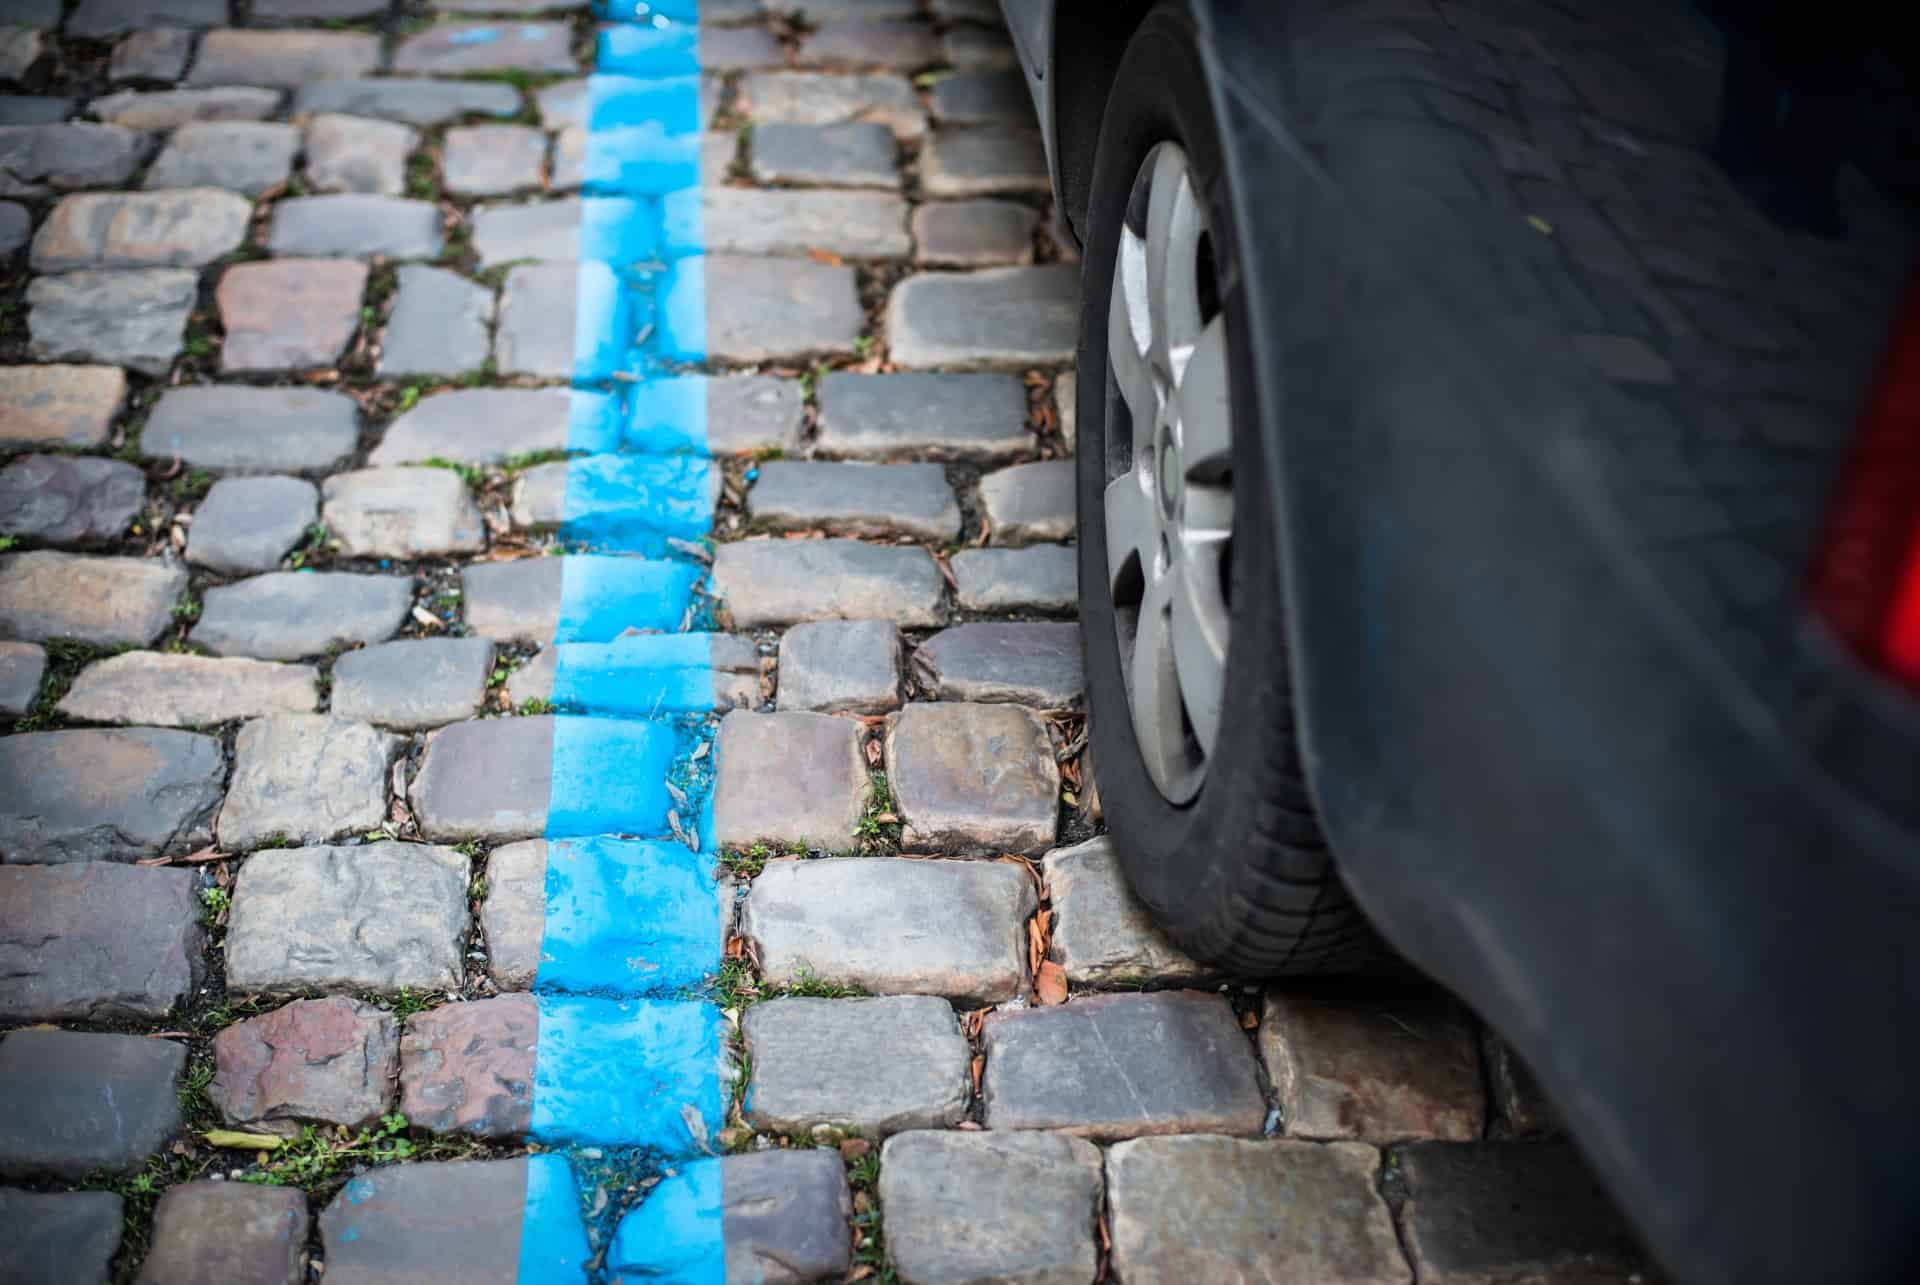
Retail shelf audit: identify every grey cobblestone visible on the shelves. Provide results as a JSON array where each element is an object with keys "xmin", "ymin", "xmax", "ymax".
[
  {"xmin": 696, "ymin": 253, "xmax": 865, "ymax": 362},
  {"xmin": 951, "ymin": 544, "xmax": 1076, "ymax": 612},
  {"xmin": 27, "ymin": 267, "xmax": 197, "ymax": 375},
  {"xmin": 0, "ymin": 200, "xmax": 26, "ymax": 254},
  {"xmin": 409, "ymin": 715, "xmax": 569, "ymax": 842},
  {"xmin": 0, "ymin": 97, "xmax": 65, "ymax": 127},
  {"xmin": 145, "ymin": 386, "xmax": 360, "ymax": 473},
  {"xmin": 88, "ymin": 87, "xmax": 282, "ymax": 131},
  {"xmin": 110, "ymin": 33, "xmax": 192, "ymax": 84},
  {"xmin": 379, "ymin": 265, "xmax": 493, "ymax": 377},
  {"xmin": 509, "ymin": 633, "xmax": 760, "ymax": 714},
  {"xmin": 58, "ymin": 652, "xmax": 317, "ymax": 726},
  {"xmin": 1108, "ymin": 1137, "xmax": 1410, "ymax": 1284},
  {"xmin": 701, "ymin": 25, "xmax": 786, "ymax": 71},
  {"xmin": 190, "ymin": 572, "xmax": 412, "ymax": 661},
  {"xmin": 0, "ymin": 551, "xmax": 185, "ymax": 646},
  {"xmin": 189, "ymin": 29, "xmax": 382, "ymax": 88},
  {"xmin": 477, "ymin": 839, "xmax": 542, "ymax": 990},
  {"xmin": 394, "ymin": 22, "xmax": 576, "ymax": 75},
  {"xmin": 145, "ymin": 121, "xmax": 298, "ymax": 195},
  {"xmin": 315, "ymin": 1159, "xmax": 545, "ymax": 1284},
  {"xmin": 225, "ymin": 843, "xmax": 470, "ymax": 996},
  {"xmin": 712, "ymin": 538, "xmax": 945, "ymax": 627},
  {"xmin": 942, "ymin": 25, "xmax": 1017, "ymax": 71},
  {"xmin": 460, "ymin": 557, "xmax": 570, "ymax": 643},
  {"xmin": 186, "ymin": 476, "xmax": 320, "ymax": 574},
  {"xmin": 304, "ymin": 112, "xmax": 418, "ymax": 196},
  {"xmin": 702, "ymin": 187, "xmax": 912, "ymax": 259},
  {"xmin": 293, "ymin": 78, "xmax": 522, "ymax": 126},
  {"xmin": 713, "ymin": 709, "xmax": 869, "ymax": 851},
  {"xmin": 912, "ymin": 198, "xmax": 1037, "ymax": 266},
  {"xmin": 886, "ymin": 701, "xmax": 1059, "ymax": 855},
  {"xmin": 880, "ymin": 1130, "xmax": 1103, "ymax": 1285},
  {"xmin": 139, "ymin": 1183, "xmax": 307, "ymax": 1285},
  {"xmin": 1260, "ymin": 989, "xmax": 1486, "ymax": 1142},
  {"xmin": 0, "ymin": 1029, "xmax": 182, "ymax": 1179},
  {"xmin": 69, "ymin": 0, "xmax": 224, "ymax": 38},
  {"xmin": 321, "ymin": 467, "xmax": 486, "ymax": 559},
  {"xmin": 979, "ymin": 458, "xmax": 1074, "ymax": 544},
  {"xmin": 0, "ymin": 1190, "xmax": 123, "ymax": 1285},
  {"xmin": 494, "ymin": 261, "xmax": 588, "ymax": 378},
  {"xmin": 443, "ymin": 124, "xmax": 547, "ymax": 197},
  {"xmin": 912, "ymin": 621, "xmax": 1081, "ymax": 706},
  {"xmin": 776, "ymin": 619, "xmax": 904, "ymax": 714},
  {"xmin": 0, "ymin": 454, "xmax": 144, "ymax": 546},
  {"xmin": 743, "ymin": 995, "xmax": 970, "ymax": 1136},
  {"xmin": 0, "ymin": 30, "xmax": 41, "ymax": 84},
  {"xmin": 739, "ymin": 70, "xmax": 927, "ymax": 140},
  {"xmin": 887, "ymin": 265, "xmax": 1079, "ymax": 369},
  {"xmin": 0, "ymin": 365, "xmax": 124, "ymax": 450},
  {"xmin": 31, "ymin": 189, "xmax": 252, "ymax": 271},
  {"xmin": 0, "ymin": 642, "xmax": 43, "ymax": 716},
  {"xmin": 749, "ymin": 460, "xmax": 959, "ymax": 542},
  {"xmin": 330, "ymin": 638, "xmax": 494, "ymax": 730},
  {"xmin": 981, "ymin": 991, "xmax": 1268, "ymax": 1138},
  {"xmin": 750, "ymin": 121, "xmax": 898, "ymax": 189},
  {"xmin": 921, "ymin": 127, "xmax": 1050, "ymax": 198},
  {"xmin": 209, "ymin": 996, "xmax": 399, "ymax": 1134},
  {"xmin": 0, "ymin": 122, "xmax": 150, "ymax": 196},
  {"xmin": 370, "ymin": 387, "xmax": 572, "ymax": 467},
  {"xmin": 741, "ymin": 856, "xmax": 1033, "ymax": 1002},
  {"xmin": 268, "ymin": 195, "xmax": 444, "ymax": 260},
  {"xmin": 218, "ymin": 258, "xmax": 369, "ymax": 372},
  {"xmin": 0, "ymin": 728, "xmax": 223, "ymax": 864},
  {"xmin": 470, "ymin": 198, "xmax": 582, "ymax": 266},
  {"xmin": 803, "ymin": 20, "xmax": 941, "ymax": 69},
  {"xmin": 705, "ymin": 374, "xmax": 805, "ymax": 455},
  {"xmin": 1043, "ymin": 836, "xmax": 1208, "ymax": 989},
  {"xmin": 0, "ymin": 862, "xmax": 201, "ymax": 1022},
  {"xmin": 216, "ymin": 713, "xmax": 401, "ymax": 850},
  {"xmin": 814, "ymin": 371, "xmax": 1031, "ymax": 460},
  {"xmin": 1055, "ymin": 371, "xmax": 1076, "ymax": 451},
  {"xmin": 929, "ymin": 70, "xmax": 1032, "ymax": 126}
]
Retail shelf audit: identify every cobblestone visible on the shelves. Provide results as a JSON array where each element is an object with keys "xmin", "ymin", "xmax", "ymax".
[
  {"xmin": 89, "ymin": 86, "xmax": 282, "ymax": 131},
  {"xmin": 887, "ymin": 265, "xmax": 1079, "ymax": 368},
  {"xmin": 693, "ymin": 253, "xmax": 863, "ymax": 363},
  {"xmin": 1043, "ymin": 836, "xmax": 1208, "ymax": 989},
  {"xmin": 0, "ymin": 862, "xmax": 201, "ymax": 1022},
  {"xmin": 0, "ymin": 1029, "xmax": 183, "ymax": 1178},
  {"xmin": 410, "ymin": 715, "xmax": 672, "ymax": 842},
  {"xmin": 0, "ymin": 1190, "xmax": 122, "ymax": 1285},
  {"xmin": 218, "ymin": 713, "xmax": 400, "ymax": 850},
  {"xmin": 139, "ymin": 1183, "xmax": 307, "ymax": 1285},
  {"xmin": 711, "ymin": 538, "xmax": 944, "ymax": 627},
  {"xmin": 293, "ymin": 77, "xmax": 522, "ymax": 126},
  {"xmin": 880, "ymin": 1130, "xmax": 1103, "ymax": 1285},
  {"xmin": 749, "ymin": 460, "xmax": 959, "ymax": 541},
  {"xmin": 219, "ymin": 258, "xmax": 368, "ymax": 372},
  {"xmin": 470, "ymin": 198, "xmax": 583, "ymax": 266},
  {"xmin": 739, "ymin": 70, "xmax": 926, "ymax": 140},
  {"xmin": 190, "ymin": 572, "xmax": 411, "ymax": 661},
  {"xmin": 982, "ymin": 991, "xmax": 1268, "ymax": 1138},
  {"xmin": 495, "ymin": 261, "xmax": 594, "ymax": 378},
  {"xmin": 712, "ymin": 709, "xmax": 868, "ymax": 851},
  {"xmin": 185, "ymin": 475, "xmax": 320, "ymax": 574},
  {"xmin": 58, "ymin": 651, "xmax": 317, "ymax": 726},
  {"xmin": 225, "ymin": 843, "xmax": 470, "ymax": 996},
  {"xmin": 317, "ymin": 1158, "xmax": 567, "ymax": 1283},
  {"xmin": 979, "ymin": 458, "xmax": 1074, "ymax": 543},
  {"xmin": 1260, "ymin": 989, "xmax": 1486, "ymax": 1142},
  {"xmin": 929, "ymin": 70, "xmax": 1031, "ymax": 126},
  {"xmin": 370, "ymin": 387, "xmax": 572, "ymax": 466},
  {"xmin": 0, "ymin": 551, "xmax": 186, "ymax": 646},
  {"xmin": 750, "ymin": 121, "xmax": 898, "ymax": 189},
  {"xmin": 912, "ymin": 621, "xmax": 1081, "ymax": 706},
  {"xmin": 31, "ymin": 188, "xmax": 253, "ymax": 271},
  {"xmin": 394, "ymin": 22, "xmax": 575, "ymax": 75},
  {"xmin": 693, "ymin": 1152, "xmax": 853, "ymax": 1285},
  {"xmin": 69, "ymin": 0, "xmax": 225, "ymax": 38},
  {"xmin": 477, "ymin": 839, "xmax": 542, "ymax": 989},
  {"xmin": 189, "ymin": 29, "xmax": 382, "ymax": 88},
  {"xmin": 146, "ymin": 121, "xmax": 299, "ymax": 195},
  {"xmin": 1055, "ymin": 371, "xmax": 1076, "ymax": 451},
  {"xmin": 321, "ymin": 467, "xmax": 486, "ymax": 559},
  {"xmin": 0, "ymin": 366, "xmax": 119, "ymax": 451},
  {"xmin": 951, "ymin": 544, "xmax": 1076, "ymax": 612},
  {"xmin": 110, "ymin": 28, "xmax": 194, "ymax": 82},
  {"xmin": 887, "ymin": 701, "xmax": 1059, "ymax": 855},
  {"xmin": 0, "ymin": 453, "xmax": 144, "ymax": 546},
  {"xmin": 303, "ymin": 112, "xmax": 418, "ymax": 196},
  {"xmin": 921, "ymin": 127, "xmax": 1050, "ymax": 198},
  {"xmin": 701, "ymin": 24, "xmax": 785, "ymax": 70},
  {"xmin": 701, "ymin": 187, "xmax": 912, "ymax": 259},
  {"xmin": 912, "ymin": 197, "xmax": 1036, "ymax": 266},
  {"xmin": 443, "ymin": 124, "xmax": 548, "ymax": 196},
  {"xmin": 705, "ymin": 374, "xmax": 805, "ymax": 454},
  {"xmin": 330, "ymin": 638, "xmax": 494, "ymax": 730},
  {"xmin": 0, "ymin": 96, "xmax": 68, "ymax": 126},
  {"xmin": 398, "ymin": 994, "xmax": 536, "ymax": 1139},
  {"xmin": 210, "ymin": 997, "xmax": 399, "ymax": 1134},
  {"xmin": 1396, "ymin": 1142, "xmax": 1650, "ymax": 1284},
  {"xmin": 803, "ymin": 20, "xmax": 940, "ymax": 69},
  {"xmin": 776, "ymin": 619, "xmax": 903, "ymax": 713},
  {"xmin": 508, "ymin": 633, "xmax": 760, "ymax": 715},
  {"xmin": 0, "ymin": 642, "xmax": 43, "ymax": 716},
  {"xmin": 742, "ymin": 856, "xmax": 1033, "ymax": 1002},
  {"xmin": 0, "ymin": 122, "xmax": 150, "ymax": 196},
  {"xmin": 146, "ymin": 386, "xmax": 361, "ymax": 473},
  {"xmin": 1108, "ymin": 1136, "xmax": 1410, "ymax": 1283},
  {"xmin": 268, "ymin": 195, "xmax": 443, "ymax": 259},
  {"xmin": 379, "ymin": 265, "xmax": 493, "ymax": 377},
  {"xmin": 942, "ymin": 25, "xmax": 1017, "ymax": 71},
  {"xmin": 0, "ymin": 30, "xmax": 41, "ymax": 84},
  {"xmin": 27, "ymin": 267, "xmax": 198, "ymax": 375},
  {"xmin": 0, "ymin": 728, "xmax": 222, "ymax": 864},
  {"xmin": 0, "ymin": 200, "xmax": 26, "ymax": 254},
  {"xmin": 743, "ymin": 995, "xmax": 970, "ymax": 1136},
  {"xmin": 255, "ymin": 0, "xmax": 391, "ymax": 18}
]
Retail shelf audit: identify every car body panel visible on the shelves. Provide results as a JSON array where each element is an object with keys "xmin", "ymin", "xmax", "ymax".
[{"xmin": 1010, "ymin": 0, "xmax": 1920, "ymax": 1280}]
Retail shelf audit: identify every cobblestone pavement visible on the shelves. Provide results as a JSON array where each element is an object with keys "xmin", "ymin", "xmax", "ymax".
[{"xmin": 1, "ymin": 2, "xmax": 1656, "ymax": 1282}]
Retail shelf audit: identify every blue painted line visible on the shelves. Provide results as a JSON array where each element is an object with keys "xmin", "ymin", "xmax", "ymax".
[{"xmin": 516, "ymin": 1, "xmax": 729, "ymax": 1276}]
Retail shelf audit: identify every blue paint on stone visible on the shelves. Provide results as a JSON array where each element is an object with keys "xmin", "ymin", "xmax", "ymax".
[
  {"xmin": 551, "ymin": 555, "xmax": 699, "ymax": 641},
  {"xmin": 605, "ymin": 1158, "xmax": 726, "ymax": 1284},
  {"xmin": 535, "ymin": 836, "xmax": 721, "ymax": 995},
  {"xmin": 515, "ymin": 1154, "xmax": 593, "ymax": 1284},
  {"xmin": 546, "ymin": 715, "xmax": 678, "ymax": 837},
  {"xmin": 579, "ymin": 196, "xmax": 662, "ymax": 266},
  {"xmin": 583, "ymin": 124, "xmax": 702, "ymax": 196},
  {"xmin": 655, "ymin": 255, "xmax": 709, "ymax": 363},
  {"xmin": 570, "ymin": 261, "xmax": 646, "ymax": 381},
  {"xmin": 530, "ymin": 995, "xmax": 725, "ymax": 1150},
  {"xmin": 596, "ymin": 23, "xmax": 699, "ymax": 77},
  {"xmin": 622, "ymin": 376, "xmax": 710, "ymax": 455},
  {"xmin": 587, "ymin": 74, "xmax": 703, "ymax": 132},
  {"xmin": 450, "ymin": 26, "xmax": 500, "ymax": 46},
  {"xmin": 543, "ymin": 633, "xmax": 730, "ymax": 717},
  {"xmin": 559, "ymin": 452, "xmax": 717, "ymax": 548}
]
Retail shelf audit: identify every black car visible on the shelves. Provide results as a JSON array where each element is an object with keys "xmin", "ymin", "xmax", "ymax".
[{"xmin": 1002, "ymin": 1, "xmax": 1920, "ymax": 1281}]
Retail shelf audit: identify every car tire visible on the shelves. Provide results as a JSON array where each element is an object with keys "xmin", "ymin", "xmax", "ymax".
[{"xmin": 1076, "ymin": 2, "xmax": 1376, "ymax": 975}]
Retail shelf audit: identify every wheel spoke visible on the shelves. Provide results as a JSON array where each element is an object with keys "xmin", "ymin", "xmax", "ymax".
[
  {"xmin": 1106, "ymin": 254, "xmax": 1157, "ymax": 461},
  {"xmin": 1169, "ymin": 547, "xmax": 1229, "ymax": 755},
  {"xmin": 1144, "ymin": 147, "xmax": 1205, "ymax": 382},
  {"xmin": 1104, "ymin": 470, "xmax": 1158, "ymax": 592},
  {"xmin": 1128, "ymin": 562, "xmax": 1187, "ymax": 790},
  {"xmin": 1177, "ymin": 314, "xmax": 1232, "ymax": 481}
]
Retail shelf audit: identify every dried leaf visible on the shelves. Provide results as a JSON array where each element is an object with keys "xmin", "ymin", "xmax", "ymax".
[
  {"xmin": 1240, "ymin": 1009, "xmax": 1259, "ymax": 1031},
  {"xmin": 1026, "ymin": 917, "xmax": 1043, "ymax": 974},
  {"xmin": 970, "ymin": 1053, "xmax": 984, "ymax": 1094},
  {"xmin": 1035, "ymin": 960, "xmax": 1069, "ymax": 1005},
  {"xmin": 807, "ymin": 248, "xmax": 845, "ymax": 267},
  {"xmin": 864, "ymin": 738, "xmax": 882, "ymax": 767},
  {"xmin": 205, "ymin": 1129, "xmax": 284, "ymax": 1151}
]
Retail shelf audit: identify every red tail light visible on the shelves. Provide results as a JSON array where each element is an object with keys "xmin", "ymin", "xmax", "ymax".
[{"xmin": 1808, "ymin": 273, "xmax": 1920, "ymax": 690}]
